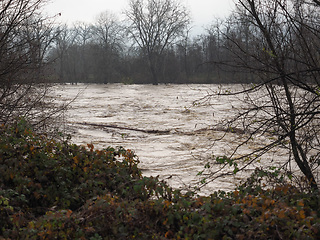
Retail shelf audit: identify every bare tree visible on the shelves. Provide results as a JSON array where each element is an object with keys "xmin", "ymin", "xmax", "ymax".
[
  {"xmin": 125, "ymin": 0, "xmax": 190, "ymax": 84},
  {"xmin": 0, "ymin": 0, "xmax": 62, "ymax": 130},
  {"xmin": 92, "ymin": 11, "xmax": 125, "ymax": 83},
  {"xmin": 50, "ymin": 24, "xmax": 78, "ymax": 82},
  {"xmin": 93, "ymin": 11, "xmax": 124, "ymax": 50},
  {"xmin": 200, "ymin": 0, "xmax": 320, "ymax": 191},
  {"xmin": 72, "ymin": 22, "xmax": 94, "ymax": 83}
]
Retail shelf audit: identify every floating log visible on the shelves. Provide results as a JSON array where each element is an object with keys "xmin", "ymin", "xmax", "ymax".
[{"xmin": 76, "ymin": 122, "xmax": 171, "ymax": 135}]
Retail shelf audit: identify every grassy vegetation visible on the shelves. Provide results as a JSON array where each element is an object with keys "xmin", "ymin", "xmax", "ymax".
[{"xmin": 0, "ymin": 119, "xmax": 320, "ymax": 239}]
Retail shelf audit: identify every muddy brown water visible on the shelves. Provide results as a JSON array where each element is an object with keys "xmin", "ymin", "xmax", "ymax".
[{"xmin": 51, "ymin": 83, "xmax": 291, "ymax": 195}]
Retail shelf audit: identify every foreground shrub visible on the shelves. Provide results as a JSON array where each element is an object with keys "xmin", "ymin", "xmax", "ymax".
[
  {"xmin": 0, "ymin": 119, "xmax": 320, "ymax": 239},
  {"xmin": 0, "ymin": 119, "xmax": 145, "ymax": 236},
  {"xmin": 18, "ymin": 184, "xmax": 320, "ymax": 239}
]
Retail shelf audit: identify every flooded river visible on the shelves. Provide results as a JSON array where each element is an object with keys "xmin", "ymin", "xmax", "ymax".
[{"xmin": 51, "ymin": 84, "xmax": 286, "ymax": 195}]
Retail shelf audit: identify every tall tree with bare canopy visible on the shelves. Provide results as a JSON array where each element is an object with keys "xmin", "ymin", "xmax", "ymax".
[
  {"xmin": 125, "ymin": 0, "xmax": 190, "ymax": 84},
  {"xmin": 201, "ymin": 0, "xmax": 320, "ymax": 191}
]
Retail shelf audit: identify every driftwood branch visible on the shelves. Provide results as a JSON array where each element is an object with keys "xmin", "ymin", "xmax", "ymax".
[
  {"xmin": 76, "ymin": 122, "xmax": 171, "ymax": 135},
  {"xmin": 75, "ymin": 122, "xmax": 246, "ymax": 136}
]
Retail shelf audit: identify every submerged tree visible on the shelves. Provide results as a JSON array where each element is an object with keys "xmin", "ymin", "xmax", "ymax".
[
  {"xmin": 125, "ymin": 0, "xmax": 190, "ymax": 84},
  {"xmin": 200, "ymin": 0, "xmax": 320, "ymax": 191}
]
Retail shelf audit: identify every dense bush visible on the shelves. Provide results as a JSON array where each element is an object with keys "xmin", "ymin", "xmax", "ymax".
[{"xmin": 0, "ymin": 119, "xmax": 320, "ymax": 239}]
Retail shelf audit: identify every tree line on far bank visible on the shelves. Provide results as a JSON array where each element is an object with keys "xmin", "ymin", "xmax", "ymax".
[{"xmin": 48, "ymin": 1, "xmax": 256, "ymax": 85}]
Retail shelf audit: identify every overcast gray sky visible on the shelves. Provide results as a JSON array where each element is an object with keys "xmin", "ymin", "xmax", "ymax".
[{"xmin": 45, "ymin": 0, "xmax": 235, "ymax": 34}]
